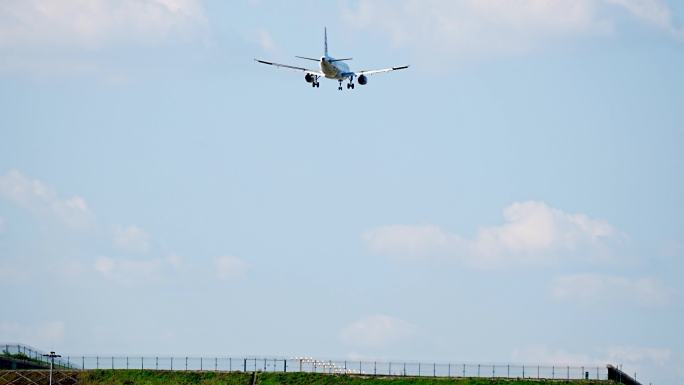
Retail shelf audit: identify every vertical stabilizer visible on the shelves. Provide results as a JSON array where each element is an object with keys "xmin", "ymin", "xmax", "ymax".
[{"xmin": 324, "ymin": 27, "xmax": 329, "ymax": 57}]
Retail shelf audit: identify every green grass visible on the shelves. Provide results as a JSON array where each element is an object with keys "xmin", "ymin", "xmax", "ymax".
[{"xmin": 76, "ymin": 371, "xmax": 611, "ymax": 385}]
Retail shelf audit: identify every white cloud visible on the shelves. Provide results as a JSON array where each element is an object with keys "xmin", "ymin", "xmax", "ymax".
[
  {"xmin": 214, "ymin": 256, "xmax": 249, "ymax": 280},
  {"xmin": 339, "ymin": 314, "xmax": 416, "ymax": 349},
  {"xmin": 363, "ymin": 201, "xmax": 620, "ymax": 268},
  {"xmin": 551, "ymin": 273, "xmax": 673, "ymax": 307},
  {"xmin": 605, "ymin": 0, "xmax": 682, "ymax": 35},
  {"xmin": 0, "ymin": 321, "xmax": 66, "ymax": 348},
  {"xmin": 342, "ymin": 0, "xmax": 682, "ymax": 64},
  {"xmin": 257, "ymin": 29, "xmax": 278, "ymax": 54},
  {"xmin": 94, "ymin": 255, "xmax": 169, "ymax": 285},
  {"xmin": 0, "ymin": 169, "xmax": 94, "ymax": 229},
  {"xmin": 113, "ymin": 225, "xmax": 151, "ymax": 254},
  {"xmin": 0, "ymin": 0, "xmax": 207, "ymax": 48}
]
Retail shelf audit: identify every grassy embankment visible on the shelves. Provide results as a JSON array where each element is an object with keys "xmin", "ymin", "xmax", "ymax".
[{"xmin": 78, "ymin": 371, "xmax": 611, "ymax": 385}]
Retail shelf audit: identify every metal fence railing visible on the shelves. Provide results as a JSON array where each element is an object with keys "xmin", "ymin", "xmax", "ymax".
[
  {"xmin": 1, "ymin": 344, "xmax": 76, "ymax": 369},
  {"xmin": 42, "ymin": 356, "xmax": 608, "ymax": 380}
]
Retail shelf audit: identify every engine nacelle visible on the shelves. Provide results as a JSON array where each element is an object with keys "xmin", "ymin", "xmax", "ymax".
[
  {"xmin": 358, "ymin": 74, "xmax": 368, "ymax": 85},
  {"xmin": 305, "ymin": 74, "xmax": 314, "ymax": 83}
]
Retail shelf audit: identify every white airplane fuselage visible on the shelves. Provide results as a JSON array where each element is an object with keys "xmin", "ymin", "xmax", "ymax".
[{"xmin": 320, "ymin": 57, "xmax": 350, "ymax": 80}]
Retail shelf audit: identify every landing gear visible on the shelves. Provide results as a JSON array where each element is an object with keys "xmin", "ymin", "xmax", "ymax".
[
  {"xmin": 338, "ymin": 79, "xmax": 343, "ymax": 91},
  {"xmin": 346, "ymin": 75, "xmax": 355, "ymax": 90},
  {"xmin": 308, "ymin": 74, "xmax": 320, "ymax": 88}
]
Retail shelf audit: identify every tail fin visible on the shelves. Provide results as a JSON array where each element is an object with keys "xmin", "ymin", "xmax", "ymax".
[{"xmin": 324, "ymin": 27, "xmax": 329, "ymax": 57}]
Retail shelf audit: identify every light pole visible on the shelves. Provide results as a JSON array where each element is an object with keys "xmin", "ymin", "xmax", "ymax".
[{"xmin": 42, "ymin": 351, "xmax": 61, "ymax": 385}]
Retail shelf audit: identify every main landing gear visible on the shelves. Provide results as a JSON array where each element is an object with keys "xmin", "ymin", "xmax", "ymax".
[{"xmin": 339, "ymin": 78, "xmax": 355, "ymax": 91}]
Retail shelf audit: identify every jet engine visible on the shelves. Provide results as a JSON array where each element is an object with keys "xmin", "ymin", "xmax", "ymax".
[
  {"xmin": 358, "ymin": 74, "xmax": 368, "ymax": 85},
  {"xmin": 305, "ymin": 74, "xmax": 314, "ymax": 83}
]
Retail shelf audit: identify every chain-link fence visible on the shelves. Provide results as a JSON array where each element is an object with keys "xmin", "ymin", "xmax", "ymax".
[
  {"xmin": 1, "ymin": 344, "xmax": 608, "ymax": 380},
  {"xmin": 49, "ymin": 356, "xmax": 607, "ymax": 380},
  {"xmin": 2, "ymin": 344, "xmax": 75, "ymax": 369}
]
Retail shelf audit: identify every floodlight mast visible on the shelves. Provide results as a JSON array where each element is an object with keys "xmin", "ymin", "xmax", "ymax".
[{"xmin": 42, "ymin": 351, "xmax": 61, "ymax": 385}]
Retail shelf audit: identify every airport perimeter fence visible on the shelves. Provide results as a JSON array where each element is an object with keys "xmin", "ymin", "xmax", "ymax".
[
  {"xmin": 51, "ymin": 356, "xmax": 608, "ymax": 381},
  {"xmin": 2, "ymin": 344, "xmax": 74, "ymax": 368}
]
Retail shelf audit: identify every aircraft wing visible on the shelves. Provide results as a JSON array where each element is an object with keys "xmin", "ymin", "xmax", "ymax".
[
  {"xmin": 354, "ymin": 65, "xmax": 410, "ymax": 76},
  {"xmin": 254, "ymin": 59, "xmax": 324, "ymax": 76}
]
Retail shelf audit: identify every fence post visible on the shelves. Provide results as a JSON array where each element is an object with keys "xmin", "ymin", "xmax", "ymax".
[
  {"xmin": 244, "ymin": 359, "xmax": 247, "ymax": 372},
  {"xmin": 112, "ymin": 357, "xmax": 114, "ymax": 370},
  {"xmin": 522, "ymin": 365, "xmax": 525, "ymax": 378},
  {"xmin": 171, "ymin": 357, "xmax": 173, "ymax": 371},
  {"xmin": 284, "ymin": 359, "xmax": 287, "ymax": 373},
  {"xmin": 142, "ymin": 357, "xmax": 144, "ymax": 370},
  {"xmin": 418, "ymin": 363, "xmax": 421, "ymax": 376},
  {"xmin": 82, "ymin": 357, "xmax": 85, "ymax": 370},
  {"xmin": 433, "ymin": 363, "xmax": 436, "ymax": 377},
  {"xmin": 552, "ymin": 366, "xmax": 555, "ymax": 379},
  {"xmin": 507, "ymin": 364, "xmax": 510, "ymax": 378},
  {"xmin": 215, "ymin": 357, "xmax": 218, "ymax": 372},
  {"xmin": 359, "ymin": 361, "xmax": 362, "ymax": 374},
  {"xmin": 448, "ymin": 363, "xmax": 451, "ymax": 377},
  {"xmin": 492, "ymin": 365, "xmax": 495, "ymax": 378},
  {"xmin": 97, "ymin": 356, "xmax": 99, "ymax": 369},
  {"xmin": 389, "ymin": 362, "xmax": 392, "ymax": 376},
  {"xmin": 477, "ymin": 364, "xmax": 480, "ymax": 377},
  {"xmin": 156, "ymin": 357, "xmax": 159, "ymax": 370},
  {"xmin": 403, "ymin": 362, "xmax": 406, "ymax": 376},
  {"xmin": 185, "ymin": 357, "xmax": 188, "ymax": 371},
  {"xmin": 374, "ymin": 361, "xmax": 377, "ymax": 376}
]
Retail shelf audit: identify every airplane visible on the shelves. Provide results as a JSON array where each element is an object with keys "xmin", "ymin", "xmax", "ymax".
[{"xmin": 255, "ymin": 28, "xmax": 409, "ymax": 90}]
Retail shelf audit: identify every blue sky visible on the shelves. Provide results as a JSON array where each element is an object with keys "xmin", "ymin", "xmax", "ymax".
[{"xmin": 1, "ymin": 0, "xmax": 683, "ymax": 383}]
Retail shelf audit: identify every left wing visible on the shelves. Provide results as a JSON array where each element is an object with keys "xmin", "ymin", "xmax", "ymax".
[
  {"xmin": 354, "ymin": 65, "xmax": 410, "ymax": 77},
  {"xmin": 255, "ymin": 59, "xmax": 324, "ymax": 76}
]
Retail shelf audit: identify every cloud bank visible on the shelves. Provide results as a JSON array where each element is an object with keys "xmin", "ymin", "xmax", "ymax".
[
  {"xmin": 342, "ymin": 0, "xmax": 683, "ymax": 62},
  {"xmin": 363, "ymin": 201, "xmax": 620, "ymax": 268},
  {"xmin": 0, "ymin": 0, "xmax": 207, "ymax": 48}
]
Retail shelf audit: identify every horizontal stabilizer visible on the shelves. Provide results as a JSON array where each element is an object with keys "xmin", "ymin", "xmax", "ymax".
[
  {"xmin": 296, "ymin": 56, "xmax": 319, "ymax": 62},
  {"xmin": 330, "ymin": 58, "xmax": 353, "ymax": 63}
]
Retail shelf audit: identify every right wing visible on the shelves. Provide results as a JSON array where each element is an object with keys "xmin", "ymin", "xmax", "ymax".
[
  {"xmin": 255, "ymin": 59, "xmax": 324, "ymax": 77},
  {"xmin": 355, "ymin": 65, "xmax": 410, "ymax": 76}
]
